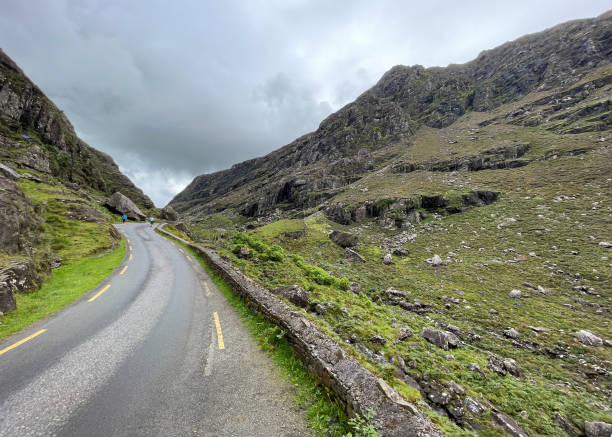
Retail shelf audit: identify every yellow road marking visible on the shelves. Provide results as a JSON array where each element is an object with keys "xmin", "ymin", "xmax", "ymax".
[
  {"xmin": 178, "ymin": 248, "xmax": 184, "ymax": 254},
  {"xmin": 119, "ymin": 265, "xmax": 128, "ymax": 275},
  {"xmin": 129, "ymin": 245, "xmax": 133, "ymax": 251},
  {"xmin": 129, "ymin": 253, "xmax": 133, "ymax": 261},
  {"xmin": 88, "ymin": 284, "xmax": 111, "ymax": 302},
  {"xmin": 202, "ymin": 282, "xmax": 211, "ymax": 296},
  {"xmin": 127, "ymin": 239, "xmax": 130, "ymax": 243},
  {"xmin": 213, "ymin": 312, "xmax": 225, "ymax": 350},
  {"xmin": 0, "ymin": 329, "xmax": 47, "ymax": 356},
  {"xmin": 187, "ymin": 255, "xmax": 193, "ymax": 262}
]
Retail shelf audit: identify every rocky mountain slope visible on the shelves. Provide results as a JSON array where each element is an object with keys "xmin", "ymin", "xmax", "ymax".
[
  {"xmin": 0, "ymin": 49, "xmax": 153, "ymax": 208},
  {"xmin": 0, "ymin": 49, "xmax": 153, "ymax": 314},
  {"xmin": 170, "ymin": 11, "xmax": 610, "ymax": 222},
  {"xmin": 169, "ymin": 11, "xmax": 611, "ymax": 437}
]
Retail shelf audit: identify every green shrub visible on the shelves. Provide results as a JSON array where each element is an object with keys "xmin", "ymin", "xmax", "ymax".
[
  {"xmin": 266, "ymin": 244, "xmax": 285, "ymax": 261},
  {"xmin": 233, "ymin": 232, "xmax": 285, "ymax": 261},
  {"xmin": 293, "ymin": 255, "xmax": 350, "ymax": 290},
  {"xmin": 344, "ymin": 409, "xmax": 380, "ymax": 437}
]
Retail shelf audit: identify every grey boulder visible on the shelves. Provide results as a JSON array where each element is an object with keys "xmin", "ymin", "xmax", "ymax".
[
  {"xmin": 345, "ymin": 248, "xmax": 364, "ymax": 263},
  {"xmin": 585, "ymin": 421, "xmax": 612, "ymax": 437},
  {"xmin": 576, "ymin": 330, "xmax": 603, "ymax": 347},
  {"xmin": 0, "ymin": 281, "xmax": 16, "ymax": 313},
  {"xmin": 105, "ymin": 192, "xmax": 146, "ymax": 220},
  {"xmin": 161, "ymin": 205, "xmax": 179, "ymax": 221},
  {"xmin": 0, "ymin": 163, "xmax": 20, "ymax": 180},
  {"xmin": 329, "ymin": 231, "xmax": 358, "ymax": 248},
  {"xmin": 271, "ymin": 285, "xmax": 310, "ymax": 308},
  {"xmin": 493, "ymin": 412, "xmax": 528, "ymax": 437},
  {"xmin": 423, "ymin": 328, "xmax": 460, "ymax": 350}
]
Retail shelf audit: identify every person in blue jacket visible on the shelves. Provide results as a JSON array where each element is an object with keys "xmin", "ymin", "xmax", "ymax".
[
  {"xmin": 122, "ymin": 214, "xmax": 127, "ymax": 223},
  {"xmin": 149, "ymin": 217, "xmax": 155, "ymax": 226}
]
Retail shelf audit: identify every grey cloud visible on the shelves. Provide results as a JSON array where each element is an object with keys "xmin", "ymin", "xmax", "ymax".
[{"xmin": 1, "ymin": 0, "xmax": 609, "ymax": 205}]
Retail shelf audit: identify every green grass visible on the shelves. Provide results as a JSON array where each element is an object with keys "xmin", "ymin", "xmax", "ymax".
[
  {"xmin": 0, "ymin": 239, "xmax": 126, "ymax": 341},
  {"xmin": 163, "ymin": 223, "xmax": 193, "ymax": 242},
  {"xmin": 156, "ymin": 229, "xmax": 352, "ymax": 436},
  {"xmin": 253, "ymin": 219, "xmax": 306, "ymax": 238},
  {"xmin": 17, "ymin": 178, "xmax": 118, "ymax": 262}
]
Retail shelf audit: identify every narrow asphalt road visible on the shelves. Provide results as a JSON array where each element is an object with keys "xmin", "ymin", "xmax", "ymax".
[{"xmin": 0, "ymin": 223, "xmax": 309, "ymax": 436}]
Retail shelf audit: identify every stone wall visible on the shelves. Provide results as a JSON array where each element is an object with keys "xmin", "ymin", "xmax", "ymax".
[{"xmin": 158, "ymin": 225, "xmax": 444, "ymax": 437}]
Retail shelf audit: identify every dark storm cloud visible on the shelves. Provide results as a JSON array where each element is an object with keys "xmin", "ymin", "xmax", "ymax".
[{"xmin": 1, "ymin": 0, "xmax": 609, "ymax": 205}]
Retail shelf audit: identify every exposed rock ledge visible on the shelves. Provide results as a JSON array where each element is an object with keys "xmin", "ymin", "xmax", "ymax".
[
  {"xmin": 325, "ymin": 190, "xmax": 499, "ymax": 226},
  {"xmin": 157, "ymin": 225, "xmax": 444, "ymax": 437}
]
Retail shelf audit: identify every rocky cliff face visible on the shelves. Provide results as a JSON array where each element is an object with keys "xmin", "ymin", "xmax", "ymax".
[
  {"xmin": 170, "ymin": 11, "xmax": 611, "ymax": 222},
  {"xmin": 0, "ymin": 50, "xmax": 153, "ymax": 312},
  {"xmin": 0, "ymin": 49, "xmax": 154, "ymax": 209}
]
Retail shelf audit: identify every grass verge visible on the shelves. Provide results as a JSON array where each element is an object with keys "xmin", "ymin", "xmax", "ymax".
[
  {"xmin": 156, "ymin": 228, "xmax": 352, "ymax": 436},
  {"xmin": 0, "ymin": 239, "xmax": 126, "ymax": 341}
]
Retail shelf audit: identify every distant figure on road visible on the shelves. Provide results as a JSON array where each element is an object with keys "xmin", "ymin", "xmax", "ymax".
[
  {"xmin": 149, "ymin": 217, "xmax": 155, "ymax": 226},
  {"xmin": 122, "ymin": 214, "xmax": 127, "ymax": 223}
]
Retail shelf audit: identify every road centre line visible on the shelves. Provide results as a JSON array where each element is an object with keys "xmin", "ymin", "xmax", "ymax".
[
  {"xmin": 0, "ymin": 329, "xmax": 47, "ymax": 356},
  {"xmin": 88, "ymin": 284, "xmax": 111, "ymax": 302},
  {"xmin": 129, "ymin": 253, "xmax": 133, "ymax": 261},
  {"xmin": 129, "ymin": 245, "xmax": 133, "ymax": 251},
  {"xmin": 119, "ymin": 265, "xmax": 129, "ymax": 275},
  {"xmin": 213, "ymin": 312, "xmax": 225, "ymax": 350},
  {"xmin": 178, "ymin": 248, "xmax": 184, "ymax": 254},
  {"xmin": 202, "ymin": 282, "xmax": 211, "ymax": 296}
]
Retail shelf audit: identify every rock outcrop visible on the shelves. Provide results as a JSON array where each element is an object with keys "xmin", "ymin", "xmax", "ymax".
[
  {"xmin": 105, "ymin": 192, "xmax": 146, "ymax": 220},
  {"xmin": 0, "ymin": 176, "xmax": 43, "ymax": 254},
  {"xmin": 0, "ymin": 260, "xmax": 45, "ymax": 314},
  {"xmin": 0, "ymin": 280, "xmax": 16, "ymax": 313}
]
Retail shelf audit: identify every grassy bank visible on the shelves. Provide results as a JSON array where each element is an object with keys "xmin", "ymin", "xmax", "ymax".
[
  {"xmin": 0, "ymin": 239, "xmax": 126, "ymax": 341},
  {"xmin": 156, "ymin": 228, "xmax": 354, "ymax": 436}
]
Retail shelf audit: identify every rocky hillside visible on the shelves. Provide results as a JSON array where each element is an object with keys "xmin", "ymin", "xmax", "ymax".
[
  {"xmin": 170, "ymin": 11, "xmax": 610, "ymax": 222},
  {"xmin": 169, "ymin": 11, "xmax": 611, "ymax": 437},
  {"xmin": 0, "ymin": 49, "xmax": 153, "ymax": 314},
  {"xmin": 0, "ymin": 49, "xmax": 153, "ymax": 209}
]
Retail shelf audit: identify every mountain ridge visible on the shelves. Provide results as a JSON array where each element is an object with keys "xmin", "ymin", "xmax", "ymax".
[{"xmin": 169, "ymin": 11, "xmax": 611, "ymax": 222}]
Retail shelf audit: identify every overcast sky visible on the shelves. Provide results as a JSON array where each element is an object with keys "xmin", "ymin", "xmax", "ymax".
[{"xmin": 1, "ymin": 1, "xmax": 609, "ymax": 206}]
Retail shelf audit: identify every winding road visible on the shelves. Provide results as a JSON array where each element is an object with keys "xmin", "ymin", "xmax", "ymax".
[{"xmin": 0, "ymin": 223, "xmax": 308, "ymax": 436}]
